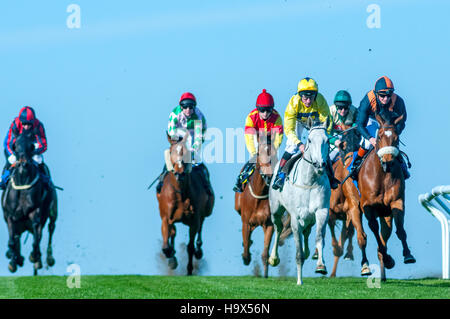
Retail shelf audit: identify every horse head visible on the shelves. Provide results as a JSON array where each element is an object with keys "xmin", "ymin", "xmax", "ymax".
[
  {"xmin": 12, "ymin": 130, "xmax": 37, "ymax": 183},
  {"xmin": 256, "ymin": 134, "xmax": 277, "ymax": 186},
  {"xmin": 375, "ymin": 112, "xmax": 404, "ymax": 172},
  {"xmin": 338, "ymin": 125, "xmax": 361, "ymax": 156},
  {"xmin": 304, "ymin": 118, "xmax": 329, "ymax": 175},
  {"xmin": 167, "ymin": 131, "xmax": 192, "ymax": 183}
]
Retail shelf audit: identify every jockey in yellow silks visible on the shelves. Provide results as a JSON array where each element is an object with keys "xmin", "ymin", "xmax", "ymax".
[{"xmin": 272, "ymin": 77, "xmax": 340, "ymax": 191}]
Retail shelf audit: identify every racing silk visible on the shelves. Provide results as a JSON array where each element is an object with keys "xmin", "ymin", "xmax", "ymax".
[
  {"xmin": 329, "ymin": 104, "xmax": 358, "ymax": 145},
  {"xmin": 284, "ymin": 92, "xmax": 332, "ymax": 145},
  {"xmin": 356, "ymin": 90, "xmax": 407, "ymax": 140},
  {"xmin": 244, "ymin": 108, "xmax": 283, "ymax": 156},
  {"xmin": 4, "ymin": 118, "xmax": 47, "ymax": 157},
  {"xmin": 167, "ymin": 105, "xmax": 207, "ymax": 152}
]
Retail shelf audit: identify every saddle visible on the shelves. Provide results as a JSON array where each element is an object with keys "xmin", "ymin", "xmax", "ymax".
[{"xmin": 282, "ymin": 153, "xmax": 303, "ymax": 175}]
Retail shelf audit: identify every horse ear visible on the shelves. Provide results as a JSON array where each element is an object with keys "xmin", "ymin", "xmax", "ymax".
[
  {"xmin": 307, "ymin": 116, "xmax": 314, "ymax": 129},
  {"xmin": 393, "ymin": 114, "xmax": 404, "ymax": 125},
  {"xmin": 375, "ymin": 112, "xmax": 385, "ymax": 125}
]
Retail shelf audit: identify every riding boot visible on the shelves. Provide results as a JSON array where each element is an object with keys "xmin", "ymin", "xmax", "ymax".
[
  {"xmin": 326, "ymin": 157, "xmax": 340, "ymax": 190},
  {"xmin": 200, "ymin": 164, "xmax": 214, "ymax": 196},
  {"xmin": 156, "ymin": 165, "xmax": 168, "ymax": 194},
  {"xmin": 349, "ymin": 147, "xmax": 366, "ymax": 180},
  {"xmin": 0, "ymin": 163, "xmax": 11, "ymax": 190},
  {"xmin": 233, "ymin": 161, "xmax": 254, "ymax": 193},
  {"xmin": 272, "ymin": 152, "xmax": 293, "ymax": 190},
  {"xmin": 398, "ymin": 156, "xmax": 411, "ymax": 180},
  {"xmin": 37, "ymin": 163, "xmax": 52, "ymax": 188}
]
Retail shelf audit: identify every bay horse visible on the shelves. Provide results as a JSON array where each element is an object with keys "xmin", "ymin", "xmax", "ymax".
[
  {"xmin": 157, "ymin": 132, "xmax": 214, "ymax": 275},
  {"xmin": 2, "ymin": 131, "xmax": 57, "ymax": 274},
  {"xmin": 269, "ymin": 119, "xmax": 331, "ymax": 285},
  {"xmin": 234, "ymin": 135, "xmax": 277, "ymax": 278},
  {"xmin": 358, "ymin": 111, "xmax": 415, "ymax": 281},
  {"xmin": 326, "ymin": 125, "xmax": 370, "ymax": 277}
]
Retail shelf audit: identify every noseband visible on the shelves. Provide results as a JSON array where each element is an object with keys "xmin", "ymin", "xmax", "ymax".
[{"xmin": 376, "ymin": 124, "xmax": 400, "ymax": 162}]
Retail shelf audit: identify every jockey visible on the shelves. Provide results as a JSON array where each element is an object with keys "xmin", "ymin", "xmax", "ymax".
[
  {"xmin": 328, "ymin": 90, "xmax": 358, "ymax": 161},
  {"xmin": 272, "ymin": 77, "xmax": 340, "ymax": 191},
  {"xmin": 233, "ymin": 89, "xmax": 283, "ymax": 192},
  {"xmin": 156, "ymin": 92, "xmax": 213, "ymax": 195},
  {"xmin": 349, "ymin": 76, "xmax": 410, "ymax": 180},
  {"xmin": 0, "ymin": 106, "xmax": 51, "ymax": 190}
]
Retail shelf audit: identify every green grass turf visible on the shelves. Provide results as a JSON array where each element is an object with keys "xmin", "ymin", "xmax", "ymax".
[{"xmin": 0, "ymin": 275, "xmax": 448, "ymax": 299}]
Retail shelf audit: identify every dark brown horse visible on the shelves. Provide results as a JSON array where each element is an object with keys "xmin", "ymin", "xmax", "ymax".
[
  {"xmin": 157, "ymin": 133, "xmax": 214, "ymax": 275},
  {"xmin": 235, "ymin": 137, "xmax": 277, "ymax": 278},
  {"xmin": 358, "ymin": 112, "xmax": 415, "ymax": 281},
  {"xmin": 2, "ymin": 131, "xmax": 57, "ymax": 275}
]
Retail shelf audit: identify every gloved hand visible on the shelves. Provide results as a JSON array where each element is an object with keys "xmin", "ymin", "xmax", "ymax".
[{"xmin": 8, "ymin": 154, "xmax": 17, "ymax": 165}]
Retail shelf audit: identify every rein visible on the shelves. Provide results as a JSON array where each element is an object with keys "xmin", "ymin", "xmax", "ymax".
[{"xmin": 11, "ymin": 174, "xmax": 40, "ymax": 190}]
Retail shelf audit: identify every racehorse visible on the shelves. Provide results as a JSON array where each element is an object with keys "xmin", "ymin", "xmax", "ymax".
[
  {"xmin": 276, "ymin": 125, "xmax": 371, "ymax": 277},
  {"xmin": 358, "ymin": 111, "xmax": 415, "ymax": 281},
  {"xmin": 326, "ymin": 126, "xmax": 370, "ymax": 277},
  {"xmin": 235, "ymin": 135, "xmax": 277, "ymax": 278},
  {"xmin": 2, "ymin": 131, "xmax": 57, "ymax": 274},
  {"xmin": 157, "ymin": 132, "xmax": 214, "ymax": 275},
  {"xmin": 268, "ymin": 119, "xmax": 331, "ymax": 285}
]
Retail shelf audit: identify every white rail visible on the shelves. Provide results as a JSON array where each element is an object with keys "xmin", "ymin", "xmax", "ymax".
[{"xmin": 418, "ymin": 185, "xmax": 450, "ymax": 279}]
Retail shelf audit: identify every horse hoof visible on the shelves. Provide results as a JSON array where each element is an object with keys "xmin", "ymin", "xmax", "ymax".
[
  {"xmin": 268, "ymin": 256, "xmax": 280, "ymax": 267},
  {"xmin": 47, "ymin": 256, "xmax": 55, "ymax": 267},
  {"xmin": 344, "ymin": 253, "xmax": 354, "ymax": 261},
  {"xmin": 384, "ymin": 255, "xmax": 395, "ymax": 269},
  {"xmin": 34, "ymin": 261, "xmax": 43, "ymax": 270},
  {"xmin": 168, "ymin": 257, "xmax": 178, "ymax": 270},
  {"xmin": 315, "ymin": 265, "xmax": 327, "ymax": 275},
  {"xmin": 162, "ymin": 247, "xmax": 175, "ymax": 259},
  {"xmin": 404, "ymin": 254, "xmax": 416, "ymax": 264},
  {"xmin": 194, "ymin": 249, "xmax": 203, "ymax": 260},
  {"xmin": 361, "ymin": 263, "xmax": 372, "ymax": 276},
  {"xmin": 17, "ymin": 255, "xmax": 24, "ymax": 267},
  {"xmin": 8, "ymin": 262, "xmax": 17, "ymax": 273}
]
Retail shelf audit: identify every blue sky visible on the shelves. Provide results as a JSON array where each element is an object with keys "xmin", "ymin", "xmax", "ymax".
[{"xmin": 0, "ymin": 0, "xmax": 449, "ymax": 280}]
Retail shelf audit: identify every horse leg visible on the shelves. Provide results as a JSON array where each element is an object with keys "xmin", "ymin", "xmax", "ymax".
[
  {"xmin": 344, "ymin": 223, "xmax": 354, "ymax": 261},
  {"xmin": 379, "ymin": 216, "xmax": 395, "ymax": 272},
  {"xmin": 365, "ymin": 207, "xmax": 388, "ymax": 277},
  {"xmin": 30, "ymin": 211, "xmax": 44, "ymax": 272},
  {"xmin": 268, "ymin": 209, "xmax": 284, "ymax": 267},
  {"xmin": 46, "ymin": 195, "xmax": 57, "ymax": 267},
  {"xmin": 186, "ymin": 221, "xmax": 199, "ymax": 276},
  {"xmin": 46, "ymin": 211, "xmax": 56, "ymax": 267},
  {"xmin": 291, "ymin": 217, "xmax": 305, "ymax": 285},
  {"xmin": 6, "ymin": 219, "xmax": 21, "ymax": 273},
  {"xmin": 314, "ymin": 208, "xmax": 328, "ymax": 275},
  {"xmin": 194, "ymin": 217, "xmax": 204, "ymax": 260},
  {"xmin": 262, "ymin": 224, "xmax": 274, "ymax": 278},
  {"xmin": 329, "ymin": 214, "xmax": 342, "ymax": 258},
  {"xmin": 330, "ymin": 221, "xmax": 344, "ymax": 278},
  {"xmin": 241, "ymin": 222, "xmax": 252, "ymax": 266},
  {"xmin": 392, "ymin": 207, "xmax": 416, "ymax": 264},
  {"xmin": 161, "ymin": 217, "xmax": 174, "ymax": 258}
]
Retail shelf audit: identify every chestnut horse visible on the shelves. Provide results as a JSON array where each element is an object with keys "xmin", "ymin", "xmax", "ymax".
[
  {"xmin": 327, "ymin": 126, "xmax": 370, "ymax": 277},
  {"xmin": 235, "ymin": 136, "xmax": 277, "ymax": 278},
  {"xmin": 157, "ymin": 133, "xmax": 214, "ymax": 275},
  {"xmin": 358, "ymin": 112, "xmax": 415, "ymax": 281}
]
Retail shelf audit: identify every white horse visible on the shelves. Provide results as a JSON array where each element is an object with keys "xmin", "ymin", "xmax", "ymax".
[{"xmin": 268, "ymin": 120, "xmax": 331, "ymax": 285}]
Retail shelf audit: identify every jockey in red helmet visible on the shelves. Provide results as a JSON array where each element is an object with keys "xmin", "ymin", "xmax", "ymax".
[
  {"xmin": 1, "ymin": 106, "xmax": 51, "ymax": 189},
  {"xmin": 233, "ymin": 89, "xmax": 283, "ymax": 192}
]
